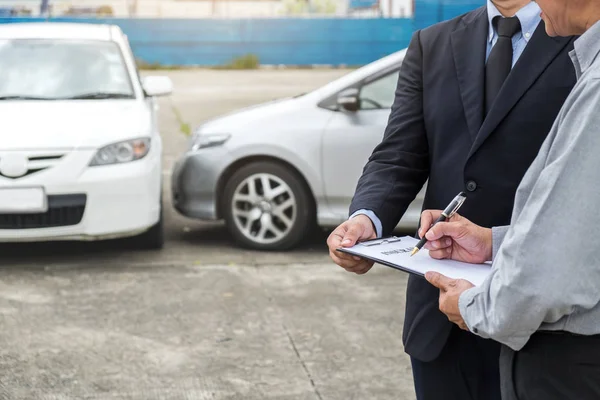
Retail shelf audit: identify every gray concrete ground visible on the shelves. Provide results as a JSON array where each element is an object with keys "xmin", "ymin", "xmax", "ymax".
[{"xmin": 0, "ymin": 70, "xmax": 416, "ymax": 399}]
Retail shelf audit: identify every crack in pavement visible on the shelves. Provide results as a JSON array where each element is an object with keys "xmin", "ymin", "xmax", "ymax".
[
  {"xmin": 284, "ymin": 324, "xmax": 324, "ymax": 400},
  {"xmin": 256, "ymin": 268, "xmax": 326, "ymax": 400}
]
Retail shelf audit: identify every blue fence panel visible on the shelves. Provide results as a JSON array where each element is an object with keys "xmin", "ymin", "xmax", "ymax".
[
  {"xmin": 414, "ymin": 0, "xmax": 483, "ymax": 30},
  {"xmin": 0, "ymin": 17, "xmax": 413, "ymax": 66},
  {"xmin": 441, "ymin": 0, "xmax": 484, "ymax": 20},
  {"xmin": 413, "ymin": 0, "xmax": 440, "ymax": 30},
  {"xmin": 0, "ymin": 0, "xmax": 483, "ymax": 66}
]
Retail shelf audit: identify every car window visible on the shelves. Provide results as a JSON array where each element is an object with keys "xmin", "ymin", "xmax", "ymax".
[
  {"xmin": 359, "ymin": 71, "xmax": 398, "ymax": 110},
  {"xmin": 0, "ymin": 39, "xmax": 135, "ymax": 100}
]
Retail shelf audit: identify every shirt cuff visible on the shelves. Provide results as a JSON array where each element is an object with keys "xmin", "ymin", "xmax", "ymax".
[
  {"xmin": 491, "ymin": 225, "xmax": 510, "ymax": 261},
  {"xmin": 458, "ymin": 286, "xmax": 485, "ymax": 337},
  {"xmin": 350, "ymin": 209, "xmax": 383, "ymax": 238},
  {"xmin": 459, "ymin": 285, "xmax": 533, "ymax": 351}
]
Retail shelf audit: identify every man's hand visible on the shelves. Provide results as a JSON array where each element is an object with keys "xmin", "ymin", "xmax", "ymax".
[
  {"xmin": 425, "ymin": 271, "xmax": 474, "ymax": 331},
  {"xmin": 419, "ymin": 210, "xmax": 493, "ymax": 264},
  {"xmin": 327, "ymin": 214, "xmax": 377, "ymax": 274}
]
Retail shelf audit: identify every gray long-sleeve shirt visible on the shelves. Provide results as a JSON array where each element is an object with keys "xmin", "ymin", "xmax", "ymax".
[{"xmin": 458, "ymin": 20, "xmax": 600, "ymax": 351}]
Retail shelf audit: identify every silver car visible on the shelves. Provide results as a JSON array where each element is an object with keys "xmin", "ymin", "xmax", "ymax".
[{"xmin": 171, "ymin": 48, "xmax": 425, "ymax": 250}]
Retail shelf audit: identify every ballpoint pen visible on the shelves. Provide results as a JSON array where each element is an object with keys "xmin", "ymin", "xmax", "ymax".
[{"xmin": 410, "ymin": 191, "xmax": 467, "ymax": 257}]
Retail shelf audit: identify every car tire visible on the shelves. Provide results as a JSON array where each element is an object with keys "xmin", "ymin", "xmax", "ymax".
[
  {"xmin": 222, "ymin": 161, "xmax": 314, "ymax": 251},
  {"xmin": 134, "ymin": 198, "xmax": 165, "ymax": 250}
]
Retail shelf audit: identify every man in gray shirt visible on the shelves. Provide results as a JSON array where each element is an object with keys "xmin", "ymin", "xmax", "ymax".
[{"xmin": 418, "ymin": 0, "xmax": 600, "ymax": 398}]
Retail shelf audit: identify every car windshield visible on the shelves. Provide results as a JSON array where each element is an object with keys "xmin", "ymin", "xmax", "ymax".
[{"xmin": 0, "ymin": 39, "xmax": 135, "ymax": 100}]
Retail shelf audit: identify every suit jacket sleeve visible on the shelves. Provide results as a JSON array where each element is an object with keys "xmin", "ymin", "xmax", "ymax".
[{"xmin": 349, "ymin": 30, "xmax": 429, "ymax": 236}]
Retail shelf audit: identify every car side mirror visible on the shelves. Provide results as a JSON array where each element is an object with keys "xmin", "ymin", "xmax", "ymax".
[
  {"xmin": 142, "ymin": 76, "xmax": 173, "ymax": 97},
  {"xmin": 336, "ymin": 88, "xmax": 360, "ymax": 112}
]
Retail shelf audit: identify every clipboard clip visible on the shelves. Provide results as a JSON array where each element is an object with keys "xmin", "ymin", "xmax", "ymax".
[{"xmin": 359, "ymin": 236, "xmax": 403, "ymax": 246}]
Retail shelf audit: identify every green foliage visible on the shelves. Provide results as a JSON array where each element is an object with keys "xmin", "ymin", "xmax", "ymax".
[
  {"xmin": 282, "ymin": 0, "xmax": 308, "ymax": 14},
  {"xmin": 312, "ymin": 0, "xmax": 337, "ymax": 14},
  {"xmin": 96, "ymin": 5, "xmax": 114, "ymax": 16},
  {"xmin": 171, "ymin": 105, "xmax": 192, "ymax": 137},
  {"xmin": 282, "ymin": 0, "xmax": 337, "ymax": 15},
  {"xmin": 136, "ymin": 58, "xmax": 185, "ymax": 70},
  {"xmin": 217, "ymin": 54, "xmax": 261, "ymax": 70}
]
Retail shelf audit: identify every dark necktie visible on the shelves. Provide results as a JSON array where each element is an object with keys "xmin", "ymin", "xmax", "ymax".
[{"xmin": 485, "ymin": 16, "xmax": 521, "ymax": 114}]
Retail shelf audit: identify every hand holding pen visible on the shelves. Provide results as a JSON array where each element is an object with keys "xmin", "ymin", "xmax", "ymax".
[
  {"xmin": 414, "ymin": 204, "xmax": 494, "ymax": 264},
  {"xmin": 411, "ymin": 192, "xmax": 467, "ymax": 256}
]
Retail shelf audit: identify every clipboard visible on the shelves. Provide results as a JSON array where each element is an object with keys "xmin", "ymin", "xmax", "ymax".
[
  {"xmin": 337, "ymin": 235, "xmax": 491, "ymax": 286},
  {"xmin": 337, "ymin": 236, "xmax": 423, "ymax": 276}
]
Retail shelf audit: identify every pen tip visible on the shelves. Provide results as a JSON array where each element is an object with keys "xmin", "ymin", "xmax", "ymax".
[{"xmin": 410, "ymin": 248, "xmax": 418, "ymax": 257}]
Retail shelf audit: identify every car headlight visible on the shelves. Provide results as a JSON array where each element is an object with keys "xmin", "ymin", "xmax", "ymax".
[
  {"xmin": 89, "ymin": 138, "xmax": 151, "ymax": 166},
  {"xmin": 190, "ymin": 132, "xmax": 231, "ymax": 151}
]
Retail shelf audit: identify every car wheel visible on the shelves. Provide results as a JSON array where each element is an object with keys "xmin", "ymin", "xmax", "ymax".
[
  {"xmin": 222, "ymin": 161, "xmax": 314, "ymax": 251},
  {"xmin": 134, "ymin": 198, "xmax": 164, "ymax": 250}
]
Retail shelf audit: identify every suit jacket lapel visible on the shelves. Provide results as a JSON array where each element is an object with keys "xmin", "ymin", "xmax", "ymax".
[
  {"xmin": 451, "ymin": 7, "xmax": 489, "ymax": 142},
  {"xmin": 467, "ymin": 21, "xmax": 573, "ymax": 158}
]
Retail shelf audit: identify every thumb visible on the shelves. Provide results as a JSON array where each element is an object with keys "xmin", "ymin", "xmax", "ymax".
[
  {"xmin": 425, "ymin": 271, "xmax": 452, "ymax": 290},
  {"xmin": 341, "ymin": 225, "xmax": 364, "ymax": 247},
  {"xmin": 425, "ymin": 221, "xmax": 464, "ymax": 242}
]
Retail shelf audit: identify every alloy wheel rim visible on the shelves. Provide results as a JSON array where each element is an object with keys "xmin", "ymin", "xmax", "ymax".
[{"xmin": 231, "ymin": 173, "xmax": 297, "ymax": 244}]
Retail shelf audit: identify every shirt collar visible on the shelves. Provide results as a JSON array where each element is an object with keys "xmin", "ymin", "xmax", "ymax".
[
  {"xmin": 572, "ymin": 19, "xmax": 600, "ymax": 78},
  {"xmin": 487, "ymin": 0, "xmax": 541, "ymax": 44}
]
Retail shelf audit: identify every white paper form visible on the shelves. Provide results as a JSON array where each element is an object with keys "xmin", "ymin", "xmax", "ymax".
[{"xmin": 338, "ymin": 236, "xmax": 492, "ymax": 286}]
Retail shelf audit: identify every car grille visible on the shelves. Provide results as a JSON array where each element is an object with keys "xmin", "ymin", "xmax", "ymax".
[
  {"xmin": 0, "ymin": 194, "xmax": 86, "ymax": 229},
  {"xmin": 0, "ymin": 152, "xmax": 65, "ymax": 179}
]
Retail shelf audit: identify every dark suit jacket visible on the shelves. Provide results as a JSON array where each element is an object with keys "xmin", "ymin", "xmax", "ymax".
[{"xmin": 349, "ymin": 6, "xmax": 577, "ymax": 362}]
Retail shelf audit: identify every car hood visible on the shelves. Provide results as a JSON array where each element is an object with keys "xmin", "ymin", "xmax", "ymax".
[
  {"xmin": 198, "ymin": 96, "xmax": 306, "ymax": 133},
  {"xmin": 0, "ymin": 100, "xmax": 152, "ymax": 150}
]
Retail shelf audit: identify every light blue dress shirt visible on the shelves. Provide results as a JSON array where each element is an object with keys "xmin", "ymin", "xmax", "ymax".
[
  {"xmin": 485, "ymin": 0, "xmax": 541, "ymax": 64},
  {"xmin": 351, "ymin": 1, "xmax": 541, "ymax": 238}
]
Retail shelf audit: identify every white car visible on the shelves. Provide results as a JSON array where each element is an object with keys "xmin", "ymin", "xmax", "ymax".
[{"xmin": 0, "ymin": 22, "xmax": 172, "ymax": 248}]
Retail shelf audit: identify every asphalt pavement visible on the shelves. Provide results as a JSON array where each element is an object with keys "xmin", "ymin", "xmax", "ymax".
[{"xmin": 0, "ymin": 69, "xmax": 415, "ymax": 400}]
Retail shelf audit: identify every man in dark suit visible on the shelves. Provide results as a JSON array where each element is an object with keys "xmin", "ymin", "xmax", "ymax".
[{"xmin": 327, "ymin": 0, "xmax": 577, "ymax": 399}]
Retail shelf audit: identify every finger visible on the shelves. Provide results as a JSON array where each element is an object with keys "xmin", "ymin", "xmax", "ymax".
[
  {"xmin": 353, "ymin": 263, "xmax": 374, "ymax": 275},
  {"xmin": 327, "ymin": 226, "xmax": 361, "ymax": 261},
  {"xmin": 333, "ymin": 249, "xmax": 361, "ymax": 262},
  {"xmin": 330, "ymin": 251, "xmax": 365, "ymax": 270},
  {"xmin": 425, "ymin": 271, "xmax": 453, "ymax": 290},
  {"xmin": 329, "ymin": 251, "xmax": 346, "ymax": 266},
  {"xmin": 328, "ymin": 240, "xmax": 359, "ymax": 262},
  {"xmin": 419, "ymin": 210, "xmax": 443, "ymax": 238},
  {"xmin": 423, "ymin": 238, "xmax": 452, "ymax": 251},
  {"xmin": 344, "ymin": 260, "xmax": 374, "ymax": 274},
  {"xmin": 344, "ymin": 258, "xmax": 373, "ymax": 271},
  {"xmin": 340, "ymin": 224, "xmax": 365, "ymax": 247},
  {"xmin": 327, "ymin": 224, "xmax": 348, "ymax": 247},
  {"xmin": 425, "ymin": 221, "xmax": 466, "ymax": 242},
  {"xmin": 428, "ymin": 247, "xmax": 452, "ymax": 260},
  {"xmin": 332, "ymin": 251, "xmax": 372, "ymax": 270}
]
